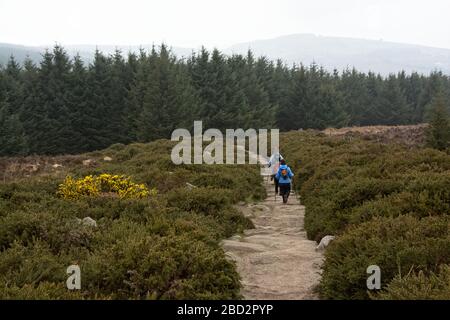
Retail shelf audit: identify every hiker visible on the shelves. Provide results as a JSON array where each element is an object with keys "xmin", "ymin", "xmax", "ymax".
[
  {"xmin": 276, "ymin": 159, "xmax": 294, "ymax": 204},
  {"xmin": 268, "ymin": 152, "xmax": 283, "ymax": 194}
]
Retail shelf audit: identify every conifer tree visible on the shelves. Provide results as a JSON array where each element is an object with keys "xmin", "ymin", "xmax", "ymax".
[
  {"xmin": 66, "ymin": 54, "xmax": 89, "ymax": 152},
  {"xmin": 137, "ymin": 45, "xmax": 200, "ymax": 141},
  {"xmin": 276, "ymin": 64, "xmax": 308, "ymax": 131},
  {"xmin": 426, "ymin": 95, "xmax": 450, "ymax": 150},
  {"xmin": 127, "ymin": 49, "xmax": 151, "ymax": 140},
  {"xmin": 376, "ymin": 75, "xmax": 410, "ymax": 125},
  {"xmin": 86, "ymin": 50, "xmax": 113, "ymax": 150},
  {"xmin": 0, "ymin": 100, "xmax": 28, "ymax": 155}
]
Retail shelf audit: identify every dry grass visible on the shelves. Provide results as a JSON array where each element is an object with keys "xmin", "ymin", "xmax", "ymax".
[
  {"xmin": 0, "ymin": 154, "xmax": 91, "ymax": 182},
  {"xmin": 323, "ymin": 124, "xmax": 428, "ymax": 146}
]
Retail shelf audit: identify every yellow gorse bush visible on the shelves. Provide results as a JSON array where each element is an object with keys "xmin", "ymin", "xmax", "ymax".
[{"xmin": 58, "ymin": 174, "xmax": 156, "ymax": 200}]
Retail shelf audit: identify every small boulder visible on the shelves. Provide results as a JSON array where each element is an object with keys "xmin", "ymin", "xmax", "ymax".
[
  {"xmin": 52, "ymin": 164, "xmax": 63, "ymax": 169},
  {"xmin": 315, "ymin": 235, "xmax": 335, "ymax": 251},
  {"xmin": 25, "ymin": 164, "xmax": 39, "ymax": 172},
  {"xmin": 82, "ymin": 159, "xmax": 93, "ymax": 166},
  {"xmin": 82, "ymin": 217, "xmax": 97, "ymax": 228},
  {"xmin": 186, "ymin": 183, "xmax": 197, "ymax": 190},
  {"xmin": 103, "ymin": 156, "xmax": 113, "ymax": 162}
]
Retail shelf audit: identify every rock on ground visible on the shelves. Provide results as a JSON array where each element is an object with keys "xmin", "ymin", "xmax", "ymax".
[
  {"xmin": 76, "ymin": 217, "xmax": 98, "ymax": 228},
  {"xmin": 315, "ymin": 235, "xmax": 335, "ymax": 251},
  {"xmin": 82, "ymin": 159, "xmax": 93, "ymax": 166}
]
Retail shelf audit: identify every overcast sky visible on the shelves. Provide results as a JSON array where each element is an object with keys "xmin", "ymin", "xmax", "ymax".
[{"xmin": 1, "ymin": 0, "xmax": 450, "ymax": 49}]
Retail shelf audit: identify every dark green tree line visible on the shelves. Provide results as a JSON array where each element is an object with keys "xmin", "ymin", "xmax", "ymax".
[{"xmin": 0, "ymin": 45, "xmax": 449, "ymax": 156}]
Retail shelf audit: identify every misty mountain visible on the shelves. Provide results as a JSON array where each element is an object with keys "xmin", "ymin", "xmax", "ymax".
[
  {"xmin": 0, "ymin": 43, "xmax": 193, "ymax": 66},
  {"xmin": 63, "ymin": 44, "xmax": 194, "ymax": 61},
  {"xmin": 225, "ymin": 34, "xmax": 450, "ymax": 75},
  {"xmin": 2, "ymin": 34, "xmax": 450, "ymax": 75},
  {"xmin": 0, "ymin": 43, "xmax": 45, "ymax": 66}
]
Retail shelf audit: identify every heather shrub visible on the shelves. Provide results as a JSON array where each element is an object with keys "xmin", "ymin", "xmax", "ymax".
[
  {"xmin": 167, "ymin": 187, "xmax": 232, "ymax": 215},
  {"xmin": 281, "ymin": 131, "xmax": 450, "ymax": 299},
  {"xmin": 83, "ymin": 220, "xmax": 241, "ymax": 299},
  {"xmin": 0, "ymin": 282, "xmax": 87, "ymax": 300},
  {"xmin": 320, "ymin": 215, "xmax": 450, "ymax": 299},
  {"xmin": 0, "ymin": 138, "xmax": 263, "ymax": 299},
  {"xmin": 374, "ymin": 266, "xmax": 450, "ymax": 300},
  {"xmin": 0, "ymin": 211, "xmax": 95, "ymax": 252}
]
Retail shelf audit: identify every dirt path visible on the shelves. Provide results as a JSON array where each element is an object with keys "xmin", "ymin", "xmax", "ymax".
[{"xmin": 222, "ymin": 164, "xmax": 324, "ymax": 300}]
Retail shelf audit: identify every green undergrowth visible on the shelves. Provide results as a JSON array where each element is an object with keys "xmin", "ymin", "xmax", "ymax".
[
  {"xmin": 281, "ymin": 131, "xmax": 450, "ymax": 300},
  {"xmin": 0, "ymin": 140, "xmax": 265, "ymax": 299}
]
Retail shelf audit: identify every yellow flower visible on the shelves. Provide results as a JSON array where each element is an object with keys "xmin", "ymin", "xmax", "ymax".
[{"xmin": 57, "ymin": 174, "xmax": 153, "ymax": 200}]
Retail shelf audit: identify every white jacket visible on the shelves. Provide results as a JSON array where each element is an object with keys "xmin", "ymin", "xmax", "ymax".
[{"xmin": 268, "ymin": 153, "xmax": 283, "ymax": 175}]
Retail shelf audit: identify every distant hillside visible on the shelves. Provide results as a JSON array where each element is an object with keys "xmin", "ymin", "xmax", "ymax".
[
  {"xmin": 0, "ymin": 43, "xmax": 43, "ymax": 65},
  {"xmin": 2, "ymin": 35, "xmax": 450, "ymax": 75},
  {"xmin": 2, "ymin": 34, "xmax": 450, "ymax": 75},
  {"xmin": 0, "ymin": 43, "xmax": 97, "ymax": 65},
  {"xmin": 225, "ymin": 34, "xmax": 450, "ymax": 75},
  {"xmin": 0, "ymin": 43, "xmax": 193, "ymax": 66}
]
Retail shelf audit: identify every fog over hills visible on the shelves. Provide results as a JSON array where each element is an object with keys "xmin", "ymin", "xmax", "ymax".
[
  {"xmin": 0, "ymin": 43, "xmax": 194, "ymax": 66},
  {"xmin": 2, "ymin": 34, "xmax": 450, "ymax": 75},
  {"xmin": 0, "ymin": 43, "xmax": 45, "ymax": 66},
  {"xmin": 225, "ymin": 34, "xmax": 450, "ymax": 75}
]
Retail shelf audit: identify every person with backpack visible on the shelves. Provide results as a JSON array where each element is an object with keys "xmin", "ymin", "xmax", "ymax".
[
  {"xmin": 275, "ymin": 159, "xmax": 294, "ymax": 204},
  {"xmin": 268, "ymin": 152, "xmax": 283, "ymax": 194}
]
